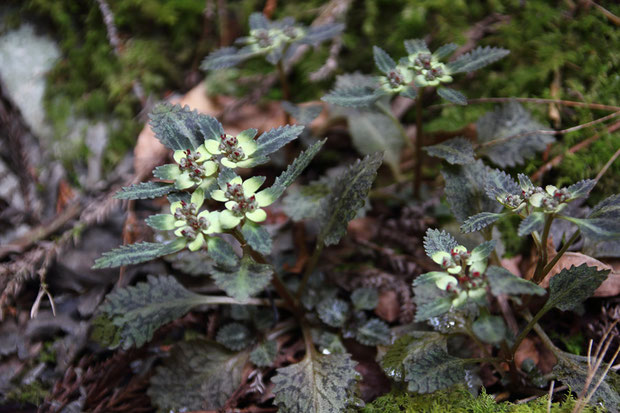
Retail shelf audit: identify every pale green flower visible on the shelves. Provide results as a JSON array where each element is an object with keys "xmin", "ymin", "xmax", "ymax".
[
  {"xmin": 211, "ymin": 175, "xmax": 274, "ymax": 228},
  {"xmin": 408, "ymin": 52, "xmax": 453, "ymax": 87},
  {"xmin": 168, "ymin": 144, "xmax": 218, "ymax": 190},
  {"xmin": 204, "ymin": 130, "xmax": 260, "ymax": 169},
  {"xmin": 379, "ymin": 64, "xmax": 414, "ymax": 94}
]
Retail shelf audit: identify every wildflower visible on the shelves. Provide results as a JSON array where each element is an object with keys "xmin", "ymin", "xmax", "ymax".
[
  {"xmin": 169, "ymin": 145, "xmax": 218, "ymax": 190},
  {"xmin": 211, "ymin": 175, "xmax": 273, "ymax": 228},
  {"xmin": 204, "ymin": 130, "xmax": 260, "ymax": 168}
]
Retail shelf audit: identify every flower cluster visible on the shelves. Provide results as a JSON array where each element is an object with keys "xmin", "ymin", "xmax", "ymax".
[
  {"xmin": 497, "ymin": 174, "xmax": 582, "ymax": 214},
  {"xmin": 204, "ymin": 130, "xmax": 260, "ymax": 168},
  {"xmin": 169, "ymin": 145, "xmax": 217, "ymax": 190},
  {"xmin": 243, "ymin": 24, "xmax": 305, "ymax": 54},
  {"xmin": 408, "ymin": 51, "xmax": 453, "ymax": 87}
]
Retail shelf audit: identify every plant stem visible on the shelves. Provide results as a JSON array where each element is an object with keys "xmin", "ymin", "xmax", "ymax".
[
  {"xmin": 533, "ymin": 214, "xmax": 554, "ymax": 283},
  {"xmin": 301, "ymin": 321, "xmax": 317, "ymax": 357},
  {"xmin": 541, "ymin": 230, "xmax": 580, "ymax": 276},
  {"xmin": 466, "ymin": 324, "xmax": 507, "ymax": 379},
  {"xmin": 296, "ymin": 242, "xmax": 324, "ymax": 299},
  {"xmin": 511, "ymin": 305, "xmax": 554, "ymax": 356},
  {"xmin": 276, "ymin": 60, "xmax": 291, "ymax": 102},
  {"xmin": 374, "ymin": 101, "xmax": 413, "ymax": 150},
  {"xmin": 200, "ymin": 295, "xmax": 286, "ymax": 307},
  {"xmin": 414, "ymin": 87, "xmax": 425, "ymax": 198}
]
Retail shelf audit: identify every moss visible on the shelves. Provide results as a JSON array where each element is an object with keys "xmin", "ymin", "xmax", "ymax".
[{"xmin": 5, "ymin": 380, "xmax": 48, "ymax": 406}]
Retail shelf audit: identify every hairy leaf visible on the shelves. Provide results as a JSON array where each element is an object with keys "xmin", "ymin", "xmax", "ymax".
[
  {"xmin": 250, "ymin": 340, "xmax": 278, "ymax": 367},
  {"xmin": 301, "ymin": 23, "xmax": 345, "ymax": 45},
  {"xmin": 470, "ymin": 240, "xmax": 497, "ymax": 262},
  {"xmin": 414, "ymin": 297, "xmax": 453, "ymax": 322},
  {"xmin": 254, "ymin": 124, "xmax": 305, "ymax": 157},
  {"xmin": 486, "ymin": 266, "xmax": 546, "ymax": 297},
  {"xmin": 318, "ymin": 153, "xmax": 383, "ymax": 246},
  {"xmin": 405, "ymin": 349, "xmax": 467, "ymax": 393},
  {"xmin": 476, "ymin": 102, "xmax": 554, "ymax": 167},
  {"xmin": 355, "ymin": 318, "xmax": 391, "ymax": 346},
  {"xmin": 216, "ymin": 322, "xmax": 254, "ymax": 351},
  {"xmin": 149, "ymin": 102, "xmax": 205, "ymax": 150},
  {"xmin": 152, "ymin": 164, "xmax": 179, "ymax": 180},
  {"xmin": 272, "ymin": 353, "xmax": 358, "ymax": 413},
  {"xmin": 566, "ymin": 179, "xmax": 596, "ymax": 201},
  {"xmin": 99, "ymin": 275, "xmax": 204, "ymax": 349},
  {"xmin": 201, "ymin": 46, "xmax": 258, "ymax": 70},
  {"xmin": 348, "ymin": 111, "xmax": 403, "ymax": 174},
  {"xmin": 210, "ymin": 255, "xmax": 273, "ymax": 303},
  {"xmin": 518, "ymin": 212, "xmax": 545, "ymax": 236},
  {"xmin": 334, "ymin": 73, "xmax": 378, "ymax": 90},
  {"xmin": 145, "ymin": 214, "xmax": 174, "ymax": 230},
  {"xmin": 423, "ymin": 228, "xmax": 459, "ymax": 258},
  {"xmin": 317, "ymin": 297, "xmax": 350, "ymax": 327},
  {"xmin": 148, "ymin": 340, "xmax": 248, "ymax": 411},
  {"xmin": 241, "ymin": 220, "xmax": 272, "ymax": 255},
  {"xmin": 472, "ymin": 315, "xmax": 506, "ymax": 344},
  {"xmin": 437, "ymin": 87, "xmax": 467, "ymax": 105},
  {"xmin": 322, "ymin": 86, "xmax": 383, "ymax": 108},
  {"xmin": 543, "ymin": 264, "xmax": 609, "ymax": 312},
  {"xmin": 315, "ymin": 331, "xmax": 347, "ymax": 355},
  {"xmin": 281, "ymin": 101, "xmax": 323, "ymax": 125},
  {"xmin": 248, "ymin": 12, "xmax": 269, "ymax": 30},
  {"xmin": 446, "ymin": 46, "xmax": 509, "ymax": 74},
  {"xmin": 381, "ymin": 332, "xmax": 447, "ymax": 382},
  {"xmin": 461, "ymin": 212, "xmax": 503, "ymax": 233},
  {"xmin": 93, "ymin": 239, "xmax": 186, "ymax": 269},
  {"xmin": 206, "ymin": 237, "xmax": 239, "ymax": 267},
  {"xmin": 434, "ymin": 43, "xmax": 458, "ymax": 59},
  {"xmin": 282, "ymin": 179, "xmax": 330, "ymax": 221},
  {"xmin": 484, "ymin": 168, "xmax": 520, "ymax": 202},
  {"xmin": 351, "ymin": 287, "xmax": 379, "ymax": 311},
  {"xmin": 115, "ymin": 181, "xmax": 175, "ymax": 200},
  {"xmin": 404, "ymin": 38, "xmax": 429, "ymax": 55},
  {"xmin": 424, "ymin": 137, "xmax": 475, "ymax": 165},
  {"xmin": 589, "ymin": 194, "xmax": 620, "ymax": 219},
  {"xmin": 373, "ymin": 46, "xmax": 396, "ymax": 73}
]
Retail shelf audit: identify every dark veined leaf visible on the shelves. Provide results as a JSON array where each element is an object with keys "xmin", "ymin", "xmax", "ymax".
[
  {"xmin": 404, "ymin": 38, "xmax": 429, "ymax": 55},
  {"xmin": 281, "ymin": 101, "xmax": 323, "ymax": 125},
  {"xmin": 99, "ymin": 275, "xmax": 204, "ymax": 349},
  {"xmin": 518, "ymin": 212, "xmax": 546, "ymax": 236},
  {"xmin": 253, "ymin": 124, "xmax": 305, "ymax": 157},
  {"xmin": 322, "ymin": 86, "xmax": 383, "ymax": 108},
  {"xmin": 470, "ymin": 240, "xmax": 497, "ymax": 262},
  {"xmin": 216, "ymin": 322, "xmax": 254, "ymax": 351},
  {"xmin": 148, "ymin": 340, "xmax": 249, "ymax": 411},
  {"xmin": 334, "ymin": 73, "xmax": 378, "ymax": 90},
  {"xmin": 90, "ymin": 315, "xmax": 121, "ymax": 348},
  {"xmin": 210, "ymin": 254, "xmax": 273, "ymax": 303},
  {"xmin": 317, "ymin": 297, "xmax": 350, "ymax": 327},
  {"xmin": 351, "ymin": 287, "xmax": 379, "ymax": 311},
  {"xmin": 250, "ymin": 340, "xmax": 278, "ymax": 367},
  {"xmin": 115, "ymin": 181, "xmax": 175, "ymax": 200},
  {"xmin": 589, "ymin": 194, "xmax": 620, "ymax": 219},
  {"xmin": 446, "ymin": 46, "xmax": 509, "ymax": 74},
  {"xmin": 566, "ymin": 179, "xmax": 596, "ymax": 201},
  {"xmin": 145, "ymin": 214, "xmax": 174, "ymax": 230},
  {"xmin": 423, "ymin": 228, "xmax": 459, "ymax": 258},
  {"xmin": 152, "ymin": 164, "xmax": 179, "ymax": 180},
  {"xmin": 248, "ymin": 12, "xmax": 269, "ymax": 30},
  {"xmin": 486, "ymin": 266, "xmax": 546, "ymax": 297},
  {"xmin": 437, "ymin": 87, "xmax": 467, "ymax": 105},
  {"xmin": 380, "ymin": 332, "xmax": 447, "ymax": 382},
  {"xmin": 562, "ymin": 216, "xmax": 620, "ymax": 241},
  {"xmin": 206, "ymin": 237, "xmax": 239, "ymax": 267},
  {"xmin": 318, "ymin": 153, "xmax": 383, "ymax": 246},
  {"xmin": 434, "ymin": 43, "xmax": 458, "ymax": 59},
  {"xmin": 93, "ymin": 239, "xmax": 186, "ymax": 269},
  {"xmin": 149, "ymin": 102, "xmax": 204, "ymax": 150},
  {"xmin": 518, "ymin": 173, "xmax": 535, "ymax": 192},
  {"xmin": 472, "ymin": 315, "xmax": 506, "ymax": 344},
  {"xmin": 484, "ymin": 168, "xmax": 520, "ymax": 202},
  {"xmin": 414, "ymin": 297, "xmax": 453, "ymax": 322},
  {"xmin": 400, "ymin": 85, "xmax": 417, "ymax": 100},
  {"xmin": 404, "ymin": 348, "xmax": 467, "ymax": 393},
  {"xmin": 461, "ymin": 212, "xmax": 504, "ymax": 233},
  {"xmin": 241, "ymin": 220, "xmax": 272, "ymax": 255},
  {"xmin": 355, "ymin": 318, "xmax": 391, "ymax": 346},
  {"xmin": 424, "ymin": 137, "xmax": 475, "ymax": 165},
  {"xmin": 201, "ymin": 46, "xmax": 258, "ymax": 70},
  {"xmin": 315, "ymin": 331, "xmax": 346, "ymax": 355},
  {"xmin": 282, "ymin": 178, "xmax": 331, "ymax": 221},
  {"xmin": 301, "ymin": 22, "xmax": 345, "ymax": 45},
  {"xmin": 543, "ymin": 264, "xmax": 609, "ymax": 312},
  {"xmin": 373, "ymin": 46, "xmax": 396, "ymax": 73},
  {"xmin": 476, "ymin": 101, "xmax": 554, "ymax": 168},
  {"xmin": 348, "ymin": 111, "xmax": 403, "ymax": 175},
  {"xmin": 272, "ymin": 352, "xmax": 358, "ymax": 413}
]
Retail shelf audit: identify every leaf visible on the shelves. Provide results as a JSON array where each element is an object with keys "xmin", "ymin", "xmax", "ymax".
[
  {"xmin": 301, "ymin": 22, "xmax": 345, "ymax": 45},
  {"xmin": 153, "ymin": 164, "xmax": 179, "ymax": 180},
  {"xmin": 543, "ymin": 264, "xmax": 609, "ymax": 312},
  {"xmin": 423, "ymin": 228, "xmax": 459, "ymax": 258},
  {"xmin": 404, "ymin": 38, "xmax": 429, "ymax": 55},
  {"xmin": 99, "ymin": 275, "xmax": 204, "ymax": 349},
  {"xmin": 241, "ymin": 220, "xmax": 272, "ymax": 255},
  {"xmin": 206, "ymin": 237, "xmax": 239, "ymax": 267},
  {"xmin": 351, "ymin": 287, "xmax": 379, "ymax": 311},
  {"xmin": 562, "ymin": 217, "xmax": 620, "ymax": 241},
  {"xmin": 145, "ymin": 214, "xmax": 174, "ymax": 230},
  {"xmin": 347, "ymin": 111, "xmax": 403, "ymax": 174},
  {"xmin": 216, "ymin": 322, "xmax": 254, "ymax": 351},
  {"xmin": 472, "ymin": 315, "xmax": 506, "ymax": 344},
  {"xmin": 355, "ymin": 318, "xmax": 391, "ymax": 346},
  {"xmin": 518, "ymin": 212, "xmax": 546, "ymax": 236},
  {"xmin": 486, "ymin": 266, "xmax": 546, "ymax": 297},
  {"xmin": 446, "ymin": 46, "xmax": 509, "ymax": 74},
  {"xmin": 380, "ymin": 332, "xmax": 447, "ymax": 382},
  {"xmin": 149, "ymin": 102, "xmax": 204, "ymax": 150},
  {"xmin": 404, "ymin": 348, "xmax": 467, "ymax": 393},
  {"xmin": 424, "ymin": 137, "xmax": 475, "ymax": 165},
  {"xmin": 282, "ymin": 178, "xmax": 331, "ymax": 221},
  {"xmin": 248, "ymin": 12, "xmax": 269, "ymax": 30},
  {"xmin": 114, "ymin": 181, "xmax": 175, "ymax": 200},
  {"xmin": 210, "ymin": 254, "xmax": 273, "ymax": 303},
  {"xmin": 272, "ymin": 353, "xmax": 358, "ymax": 413},
  {"xmin": 414, "ymin": 297, "xmax": 453, "ymax": 322},
  {"xmin": 470, "ymin": 240, "xmax": 497, "ymax": 262},
  {"xmin": 148, "ymin": 340, "xmax": 249, "ymax": 411},
  {"xmin": 460, "ymin": 212, "xmax": 503, "ymax": 233},
  {"xmin": 254, "ymin": 124, "xmax": 305, "ymax": 157},
  {"xmin": 476, "ymin": 102, "xmax": 554, "ymax": 168},
  {"xmin": 566, "ymin": 179, "xmax": 596, "ymax": 201},
  {"xmin": 318, "ymin": 153, "xmax": 383, "ymax": 246},
  {"xmin": 281, "ymin": 101, "xmax": 323, "ymax": 125},
  {"xmin": 201, "ymin": 46, "xmax": 258, "ymax": 70},
  {"xmin": 322, "ymin": 86, "xmax": 383, "ymax": 108},
  {"xmin": 589, "ymin": 194, "xmax": 620, "ymax": 219},
  {"xmin": 434, "ymin": 43, "xmax": 458, "ymax": 59},
  {"xmin": 250, "ymin": 340, "xmax": 278, "ymax": 367},
  {"xmin": 93, "ymin": 239, "xmax": 186, "ymax": 269},
  {"xmin": 484, "ymin": 168, "xmax": 520, "ymax": 202},
  {"xmin": 373, "ymin": 46, "xmax": 396, "ymax": 73},
  {"xmin": 437, "ymin": 87, "xmax": 467, "ymax": 105},
  {"xmin": 442, "ymin": 160, "xmax": 504, "ymax": 223},
  {"xmin": 317, "ymin": 297, "xmax": 350, "ymax": 327},
  {"xmin": 315, "ymin": 331, "xmax": 346, "ymax": 355}
]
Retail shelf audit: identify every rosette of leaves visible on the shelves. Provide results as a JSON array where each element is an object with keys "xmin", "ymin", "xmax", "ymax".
[{"xmin": 202, "ymin": 12, "xmax": 344, "ymax": 69}]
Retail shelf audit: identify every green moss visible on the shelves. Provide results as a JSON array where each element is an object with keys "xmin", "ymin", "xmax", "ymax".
[{"xmin": 5, "ymin": 380, "xmax": 48, "ymax": 406}]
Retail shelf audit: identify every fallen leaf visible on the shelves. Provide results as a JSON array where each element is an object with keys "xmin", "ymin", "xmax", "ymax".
[
  {"xmin": 515, "ymin": 338, "xmax": 539, "ymax": 370},
  {"xmin": 501, "ymin": 256, "xmax": 522, "ymax": 278},
  {"xmin": 375, "ymin": 290, "xmax": 399, "ymax": 323}
]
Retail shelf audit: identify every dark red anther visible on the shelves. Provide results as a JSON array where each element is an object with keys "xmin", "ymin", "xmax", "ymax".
[
  {"xmin": 194, "ymin": 169, "xmax": 201, "ymax": 175},
  {"xmin": 220, "ymin": 134, "xmax": 226, "ymax": 139},
  {"xmin": 446, "ymin": 284, "xmax": 452, "ymax": 291},
  {"xmin": 472, "ymin": 271, "xmax": 480, "ymax": 278},
  {"xmin": 181, "ymin": 200, "xmax": 187, "ymax": 206},
  {"xmin": 442, "ymin": 258, "xmax": 449, "ymax": 267}
]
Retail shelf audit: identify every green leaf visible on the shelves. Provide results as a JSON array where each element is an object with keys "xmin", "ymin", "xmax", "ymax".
[
  {"xmin": 472, "ymin": 315, "xmax": 506, "ymax": 344},
  {"xmin": 460, "ymin": 212, "xmax": 503, "ymax": 233},
  {"xmin": 153, "ymin": 164, "xmax": 179, "ymax": 180},
  {"xmin": 567, "ymin": 216, "xmax": 620, "ymax": 240},
  {"xmin": 145, "ymin": 214, "xmax": 175, "ymax": 231},
  {"xmin": 373, "ymin": 46, "xmax": 396, "ymax": 73},
  {"xmin": 201, "ymin": 46, "xmax": 258, "ymax": 70},
  {"xmin": 210, "ymin": 254, "xmax": 273, "ymax": 303},
  {"xmin": 322, "ymin": 86, "xmax": 383, "ymax": 108},
  {"xmin": 589, "ymin": 194, "xmax": 620, "ymax": 219},
  {"xmin": 566, "ymin": 179, "xmax": 596, "ymax": 201},
  {"xmin": 206, "ymin": 237, "xmax": 239, "ymax": 267},
  {"xmin": 318, "ymin": 153, "xmax": 383, "ymax": 246},
  {"xmin": 99, "ymin": 275, "xmax": 204, "ymax": 349},
  {"xmin": 149, "ymin": 102, "xmax": 204, "ymax": 150},
  {"xmin": 148, "ymin": 340, "xmax": 249, "ymax": 411},
  {"xmin": 216, "ymin": 322, "xmax": 254, "ymax": 351},
  {"xmin": 414, "ymin": 297, "xmax": 453, "ymax": 322},
  {"xmin": 347, "ymin": 111, "xmax": 403, "ymax": 175},
  {"xmin": 404, "ymin": 38, "xmax": 429, "ymax": 55},
  {"xmin": 272, "ymin": 353, "xmax": 358, "ymax": 413},
  {"xmin": 399, "ymin": 85, "xmax": 417, "ymax": 100},
  {"xmin": 241, "ymin": 220, "xmax": 272, "ymax": 255},
  {"xmin": 315, "ymin": 331, "xmax": 346, "ymax": 355},
  {"xmin": 254, "ymin": 124, "xmax": 305, "ymax": 157},
  {"xmin": 93, "ymin": 239, "xmax": 186, "ymax": 269},
  {"xmin": 446, "ymin": 46, "xmax": 509, "ymax": 74},
  {"xmin": 518, "ymin": 212, "xmax": 545, "ymax": 236},
  {"xmin": 484, "ymin": 168, "xmax": 520, "ymax": 202},
  {"xmin": 301, "ymin": 22, "xmax": 345, "ymax": 45},
  {"xmin": 317, "ymin": 297, "xmax": 350, "ymax": 327},
  {"xmin": 114, "ymin": 181, "xmax": 175, "ymax": 200},
  {"xmin": 281, "ymin": 101, "xmax": 323, "ymax": 125},
  {"xmin": 476, "ymin": 102, "xmax": 554, "ymax": 168},
  {"xmin": 404, "ymin": 348, "xmax": 467, "ymax": 393},
  {"xmin": 434, "ymin": 43, "xmax": 458, "ymax": 59},
  {"xmin": 423, "ymin": 228, "xmax": 458, "ymax": 258},
  {"xmin": 543, "ymin": 264, "xmax": 609, "ymax": 312},
  {"xmin": 437, "ymin": 87, "xmax": 467, "ymax": 105},
  {"xmin": 282, "ymin": 178, "xmax": 331, "ymax": 221},
  {"xmin": 381, "ymin": 332, "xmax": 447, "ymax": 382},
  {"xmin": 424, "ymin": 137, "xmax": 474, "ymax": 165},
  {"xmin": 90, "ymin": 315, "xmax": 121, "ymax": 348},
  {"xmin": 248, "ymin": 12, "xmax": 269, "ymax": 30},
  {"xmin": 356, "ymin": 318, "xmax": 391, "ymax": 346},
  {"xmin": 351, "ymin": 287, "xmax": 379, "ymax": 311},
  {"xmin": 470, "ymin": 240, "xmax": 496, "ymax": 262},
  {"xmin": 250, "ymin": 340, "xmax": 278, "ymax": 367},
  {"xmin": 486, "ymin": 266, "xmax": 546, "ymax": 297}
]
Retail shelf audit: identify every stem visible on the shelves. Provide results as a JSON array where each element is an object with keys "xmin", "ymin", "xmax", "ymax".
[
  {"xmin": 301, "ymin": 321, "xmax": 317, "ymax": 357},
  {"xmin": 414, "ymin": 88, "xmax": 425, "ymax": 198},
  {"xmin": 296, "ymin": 242, "xmax": 324, "ymax": 299},
  {"xmin": 511, "ymin": 305, "xmax": 556, "ymax": 356},
  {"xmin": 199, "ymin": 295, "xmax": 286, "ymax": 307},
  {"xmin": 533, "ymin": 214, "xmax": 554, "ymax": 283},
  {"xmin": 466, "ymin": 324, "xmax": 507, "ymax": 379},
  {"xmin": 276, "ymin": 60, "xmax": 291, "ymax": 102},
  {"xmin": 541, "ymin": 230, "xmax": 580, "ymax": 276},
  {"xmin": 431, "ymin": 97, "xmax": 620, "ymax": 113},
  {"xmin": 374, "ymin": 101, "xmax": 413, "ymax": 150}
]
